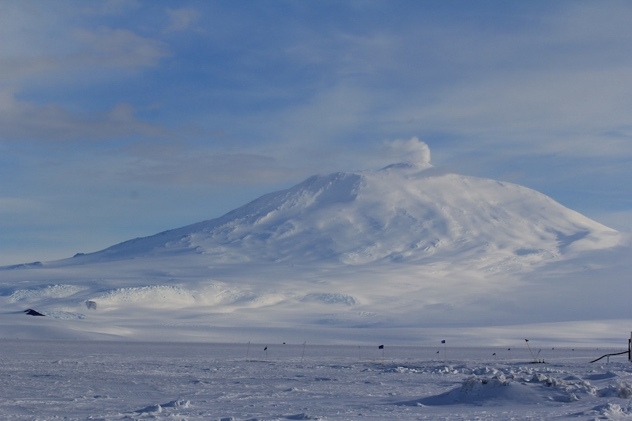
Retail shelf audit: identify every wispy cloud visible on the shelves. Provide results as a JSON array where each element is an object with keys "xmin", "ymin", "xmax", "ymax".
[
  {"xmin": 72, "ymin": 27, "xmax": 169, "ymax": 69},
  {"xmin": 81, "ymin": 0, "xmax": 141, "ymax": 16},
  {"xmin": 0, "ymin": 94, "xmax": 169, "ymax": 142},
  {"xmin": 165, "ymin": 7, "xmax": 200, "ymax": 33},
  {"xmin": 118, "ymin": 147, "xmax": 298, "ymax": 186},
  {"xmin": 1, "ymin": 6, "xmax": 168, "ymax": 87}
]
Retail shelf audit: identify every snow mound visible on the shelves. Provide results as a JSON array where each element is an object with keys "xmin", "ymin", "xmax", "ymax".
[
  {"xmin": 285, "ymin": 413, "xmax": 322, "ymax": 420},
  {"xmin": 135, "ymin": 399, "xmax": 190, "ymax": 415},
  {"xmin": 163, "ymin": 399, "xmax": 191, "ymax": 409},
  {"xmin": 589, "ymin": 402, "xmax": 628, "ymax": 418},
  {"xmin": 585, "ymin": 371, "xmax": 618, "ymax": 381},
  {"xmin": 528, "ymin": 372, "xmax": 597, "ymax": 400},
  {"xmin": 598, "ymin": 381, "xmax": 632, "ymax": 399},
  {"xmin": 418, "ymin": 375, "xmax": 542, "ymax": 405},
  {"xmin": 413, "ymin": 369, "xmax": 605, "ymax": 407},
  {"xmin": 136, "ymin": 403, "xmax": 163, "ymax": 414}
]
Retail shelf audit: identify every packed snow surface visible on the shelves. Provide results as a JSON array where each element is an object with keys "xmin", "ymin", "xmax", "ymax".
[{"xmin": 2, "ymin": 341, "xmax": 632, "ymax": 420}]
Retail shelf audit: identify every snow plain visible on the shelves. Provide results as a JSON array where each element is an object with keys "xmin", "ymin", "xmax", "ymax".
[{"xmin": 2, "ymin": 340, "xmax": 632, "ymax": 420}]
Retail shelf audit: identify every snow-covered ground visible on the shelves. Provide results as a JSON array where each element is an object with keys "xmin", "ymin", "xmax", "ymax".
[{"xmin": 2, "ymin": 340, "xmax": 632, "ymax": 420}]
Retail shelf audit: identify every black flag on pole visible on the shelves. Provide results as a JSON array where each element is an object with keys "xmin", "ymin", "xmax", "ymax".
[
  {"xmin": 441, "ymin": 340, "xmax": 446, "ymax": 344},
  {"xmin": 378, "ymin": 344, "xmax": 384, "ymax": 349}
]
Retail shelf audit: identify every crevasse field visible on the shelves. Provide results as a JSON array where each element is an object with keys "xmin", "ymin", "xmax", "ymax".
[{"xmin": 2, "ymin": 340, "xmax": 632, "ymax": 420}]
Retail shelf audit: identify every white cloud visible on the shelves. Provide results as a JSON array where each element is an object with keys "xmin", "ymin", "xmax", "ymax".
[
  {"xmin": 392, "ymin": 67, "xmax": 632, "ymax": 162},
  {"xmin": 0, "ymin": 3, "xmax": 172, "ymax": 148},
  {"xmin": 0, "ymin": 3, "xmax": 173, "ymax": 145},
  {"xmin": 0, "ymin": 5, "xmax": 168, "ymax": 89}
]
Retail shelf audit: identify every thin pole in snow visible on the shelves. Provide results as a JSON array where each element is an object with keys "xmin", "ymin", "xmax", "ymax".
[{"xmin": 525, "ymin": 339, "xmax": 537, "ymax": 363}]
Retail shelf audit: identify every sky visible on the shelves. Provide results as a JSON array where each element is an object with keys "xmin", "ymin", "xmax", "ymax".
[{"xmin": 1, "ymin": 0, "xmax": 632, "ymax": 265}]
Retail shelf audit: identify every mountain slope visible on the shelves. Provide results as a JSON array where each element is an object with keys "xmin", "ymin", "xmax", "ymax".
[{"xmin": 64, "ymin": 163, "xmax": 620, "ymax": 271}]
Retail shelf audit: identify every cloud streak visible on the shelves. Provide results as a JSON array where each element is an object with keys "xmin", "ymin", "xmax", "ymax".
[
  {"xmin": 0, "ymin": 94, "xmax": 169, "ymax": 143},
  {"xmin": 1, "ymin": 9, "xmax": 168, "ymax": 87}
]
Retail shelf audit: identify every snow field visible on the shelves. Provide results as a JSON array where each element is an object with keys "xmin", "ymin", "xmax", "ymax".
[{"xmin": 1, "ymin": 341, "xmax": 632, "ymax": 420}]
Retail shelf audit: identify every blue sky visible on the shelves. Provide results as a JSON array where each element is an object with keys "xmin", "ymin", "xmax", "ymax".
[{"xmin": 2, "ymin": 0, "xmax": 632, "ymax": 265}]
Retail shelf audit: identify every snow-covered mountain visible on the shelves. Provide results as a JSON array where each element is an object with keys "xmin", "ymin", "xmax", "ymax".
[
  {"xmin": 0, "ymin": 159, "xmax": 629, "ymax": 345},
  {"xmin": 62, "ymin": 162, "xmax": 619, "ymax": 269}
]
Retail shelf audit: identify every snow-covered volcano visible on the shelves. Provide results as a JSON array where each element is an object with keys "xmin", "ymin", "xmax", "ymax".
[
  {"xmin": 1, "ymin": 156, "xmax": 628, "ymax": 345},
  {"xmin": 64, "ymin": 162, "xmax": 619, "ymax": 270}
]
